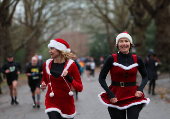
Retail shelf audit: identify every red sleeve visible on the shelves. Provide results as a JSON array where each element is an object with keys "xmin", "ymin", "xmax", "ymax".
[
  {"xmin": 70, "ymin": 62, "xmax": 83, "ymax": 92},
  {"xmin": 41, "ymin": 62, "xmax": 48, "ymax": 84}
]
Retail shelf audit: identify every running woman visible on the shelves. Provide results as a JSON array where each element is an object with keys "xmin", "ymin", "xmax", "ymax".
[
  {"xmin": 1, "ymin": 54, "xmax": 21, "ymax": 105},
  {"xmin": 98, "ymin": 31, "xmax": 150, "ymax": 119},
  {"xmin": 40, "ymin": 38, "xmax": 83, "ymax": 119},
  {"xmin": 25, "ymin": 56, "xmax": 43, "ymax": 108}
]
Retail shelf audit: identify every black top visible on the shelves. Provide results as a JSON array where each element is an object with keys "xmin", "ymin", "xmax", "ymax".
[
  {"xmin": 50, "ymin": 61, "xmax": 73, "ymax": 83},
  {"xmin": 84, "ymin": 58, "xmax": 91, "ymax": 66},
  {"xmin": 99, "ymin": 52, "xmax": 148, "ymax": 99},
  {"xmin": 1, "ymin": 61, "xmax": 21, "ymax": 80},
  {"xmin": 50, "ymin": 61, "xmax": 66, "ymax": 78},
  {"xmin": 25, "ymin": 63, "xmax": 43, "ymax": 81}
]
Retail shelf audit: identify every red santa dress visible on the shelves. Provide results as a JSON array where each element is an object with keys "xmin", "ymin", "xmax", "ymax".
[
  {"xmin": 41, "ymin": 59, "xmax": 83, "ymax": 118},
  {"xmin": 98, "ymin": 54, "xmax": 150, "ymax": 110}
]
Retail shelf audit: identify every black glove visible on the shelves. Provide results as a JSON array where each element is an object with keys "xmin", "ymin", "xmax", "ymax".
[{"xmin": 65, "ymin": 72, "xmax": 73, "ymax": 83}]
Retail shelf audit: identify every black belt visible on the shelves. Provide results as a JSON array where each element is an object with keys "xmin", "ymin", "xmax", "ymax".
[{"xmin": 112, "ymin": 81, "xmax": 136, "ymax": 87}]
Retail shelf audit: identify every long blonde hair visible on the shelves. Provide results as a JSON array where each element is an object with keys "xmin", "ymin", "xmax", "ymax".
[{"xmin": 59, "ymin": 50, "xmax": 74, "ymax": 59}]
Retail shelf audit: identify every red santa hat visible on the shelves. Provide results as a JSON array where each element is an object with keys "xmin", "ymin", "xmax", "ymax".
[
  {"xmin": 48, "ymin": 38, "xmax": 71, "ymax": 53},
  {"xmin": 116, "ymin": 31, "xmax": 133, "ymax": 45}
]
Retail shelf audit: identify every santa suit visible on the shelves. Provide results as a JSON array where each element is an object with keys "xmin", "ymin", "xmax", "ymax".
[
  {"xmin": 41, "ymin": 59, "xmax": 83, "ymax": 118},
  {"xmin": 98, "ymin": 52, "xmax": 150, "ymax": 110}
]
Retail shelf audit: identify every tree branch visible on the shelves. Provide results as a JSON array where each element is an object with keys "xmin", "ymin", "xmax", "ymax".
[
  {"xmin": 140, "ymin": 0, "xmax": 157, "ymax": 17},
  {"xmin": 13, "ymin": 29, "xmax": 38, "ymax": 53},
  {"xmin": 7, "ymin": 0, "xmax": 20, "ymax": 24}
]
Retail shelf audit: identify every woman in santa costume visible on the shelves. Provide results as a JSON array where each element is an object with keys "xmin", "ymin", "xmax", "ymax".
[
  {"xmin": 40, "ymin": 38, "xmax": 83, "ymax": 119},
  {"xmin": 98, "ymin": 31, "xmax": 150, "ymax": 119}
]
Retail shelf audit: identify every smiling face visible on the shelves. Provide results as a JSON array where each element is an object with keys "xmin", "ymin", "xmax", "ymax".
[
  {"xmin": 49, "ymin": 47, "xmax": 61, "ymax": 59},
  {"xmin": 117, "ymin": 38, "xmax": 131, "ymax": 54}
]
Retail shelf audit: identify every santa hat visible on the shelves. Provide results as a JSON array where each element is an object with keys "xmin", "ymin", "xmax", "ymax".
[
  {"xmin": 48, "ymin": 38, "xmax": 71, "ymax": 53},
  {"xmin": 116, "ymin": 31, "xmax": 133, "ymax": 45}
]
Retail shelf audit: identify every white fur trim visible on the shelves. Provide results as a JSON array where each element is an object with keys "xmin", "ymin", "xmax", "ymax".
[
  {"xmin": 116, "ymin": 33, "xmax": 132, "ymax": 44},
  {"xmin": 61, "ymin": 59, "xmax": 74, "ymax": 76},
  {"xmin": 45, "ymin": 108, "xmax": 76, "ymax": 118},
  {"xmin": 46, "ymin": 59, "xmax": 53, "ymax": 75},
  {"xmin": 98, "ymin": 92, "xmax": 150, "ymax": 110},
  {"xmin": 113, "ymin": 62, "xmax": 138, "ymax": 70},
  {"xmin": 48, "ymin": 40, "xmax": 70, "ymax": 52}
]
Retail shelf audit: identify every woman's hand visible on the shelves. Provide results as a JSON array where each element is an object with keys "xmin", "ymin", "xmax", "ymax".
[
  {"xmin": 135, "ymin": 91, "xmax": 143, "ymax": 98},
  {"xmin": 41, "ymin": 82, "xmax": 47, "ymax": 90},
  {"xmin": 110, "ymin": 98, "xmax": 118, "ymax": 103},
  {"xmin": 62, "ymin": 70, "xmax": 68, "ymax": 76}
]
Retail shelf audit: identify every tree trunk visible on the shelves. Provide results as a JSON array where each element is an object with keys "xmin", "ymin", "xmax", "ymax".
[
  {"xmin": 155, "ymin": 6, "xmax": 170, "ymax": 71},
  {"xmin": 134, "ymin": 25, "xmax": 147, "ymax": 60},
  {"xmin": 105, "ymin": 22, "xmax": 115, "ymax": 54},
  {"xmin": 23, "ymin": 34, "xmax": 38, "ymax": 70},
  {"xmin": 0, "ymin": 25, "xmax": 13, "ymax": 63}
]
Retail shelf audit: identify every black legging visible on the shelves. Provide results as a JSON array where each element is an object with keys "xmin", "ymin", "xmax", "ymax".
[
  {"xmin": 108, "ymin": 104, "xmax": 144, "ymax": 119},
  {"xmin": 47, "ymin": 111, "xmax": 74, "ymax": 119},
  {"xmin": 149, "ymin": 79, "xmax": 156, "ymax": 94}
]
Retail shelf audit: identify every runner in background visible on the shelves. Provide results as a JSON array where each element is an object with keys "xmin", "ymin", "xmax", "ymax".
[
  {"xmin": 71, "ymin": 52, "xmax": 83, "ymax": 101},
  {"xmin": 90, "ymin": 57, "xmax": 96, "ymax": 79},
  {"xmin": 1, "ymin": 54, "xmax": 21, "ymax": 105},
  {"xmin": 99, "ymin": 56, "xmax": 104, "ymax": 69},
  {"xmin": 25, "ymin": 56, "xmax": 43, "ymax": 108},
  {"xmin": 84, "ymin": 56, "xmax": 91, "ymax": 81}
]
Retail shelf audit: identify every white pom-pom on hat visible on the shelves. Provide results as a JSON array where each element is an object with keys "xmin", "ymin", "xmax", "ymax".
[
  {"xmin": 116, "ymin": 31, "xmax": 133, "ymax": 45},
  {"xmin": 49, "ymin": 92, "xmax": 54, "ymax": 97}
]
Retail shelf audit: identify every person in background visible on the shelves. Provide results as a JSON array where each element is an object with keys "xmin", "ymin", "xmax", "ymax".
[
  {"xmin": 78, "ymin": 59, "xmax": 84, "ymax": 75},
  {"xmin": 99, "ymin": 56, "xmax": 104, "ymax": 69},
  {"xmin": 1, "ymin": 54, "xmax": 21, "ymax": 105},
  {"xmin": 90, "ymin": 58, "xmax": 96, "ymax": 79},
  {"xmin": 145, "ymin": 49, "xmax": 160, "ymax": 95},
  {"xmin": 25, "ymin": 56, "xmax": 43, "ymax": 108},
  {"xmin": 98, "ymin": 31, "xmax": 149, "ymax": 119},
  {"xmin": 84, "ymin": 56, "xmax": 91, "ymax": 81},
  {"xmin": 40, "ymin": 38, "xmax": 83, "ymax": 119},
  {"xmin": 71, "ymin": 52, "xmax": 83, "ymax": 101}
]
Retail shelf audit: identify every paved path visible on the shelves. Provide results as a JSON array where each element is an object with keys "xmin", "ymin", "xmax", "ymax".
[{"xmin": 1, "ymin": 71, "xmax": 170, "ymax": 119}]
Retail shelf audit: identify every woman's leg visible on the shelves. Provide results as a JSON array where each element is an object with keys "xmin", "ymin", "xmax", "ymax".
[
  {"xmin": 127, "ymin": 104, "xmax": 143, "ymax": 119},
  {"xmin": 152, "ymin": 79, "xmax": 156, "ymax": 95},
  {"xmin": 148, "ymin": 79, "xmax": 152, "ymax": 94},
  {"xmin": 47, "ymin": 111, "xmax": 63, "ymax": 119},
  {"xmin": 47, "ymin": 111, "xmax": 74, "ymax": 119},
  {"xmin": 108, "ymin": 107, "xmax": 126, "ymax": 119}
]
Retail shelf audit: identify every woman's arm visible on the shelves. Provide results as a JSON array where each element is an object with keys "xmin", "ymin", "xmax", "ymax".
[
  {"xmin": 69, "ymin": 62, "xmax": 83, "ymax": 92},
  {"xmin": 137, "ymin": 56, "xmax": 148, "ymax": 92},
  {"xmin": 99, "ymin": 55, "xmax": 116, "ymax": 99}
]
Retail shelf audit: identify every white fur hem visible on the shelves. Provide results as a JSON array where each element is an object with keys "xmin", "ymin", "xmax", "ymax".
[
  {"xmin": 113, "ymin": 62, "xmax": 138, "ymax": 70},
  {"xmin": 98, "ymin": 92, "xmax": 150, "ymax": 110},
  {"xmin": 45, "ymin": 108, "xmax": 76, "ymax": 118}
]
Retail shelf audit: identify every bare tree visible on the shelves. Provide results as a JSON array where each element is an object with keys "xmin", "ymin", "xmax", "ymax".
[
  {"xmin": 14, "ymin": 0, "xmax": 77, "ymax": 66},
  {"xmin": 81, "ymin": 0, "xmax": 131, "ymax": 54},
  {"xmin": 0, "ymin": 0, "xmax": 20, "ymax": 65},
  {"xmin": 139, "ymin": 0, "xmax": 170, "ymax": 70},
  {"xmin": 125, "ymin": 0, "xmax": 152, "ymax": 59}
]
